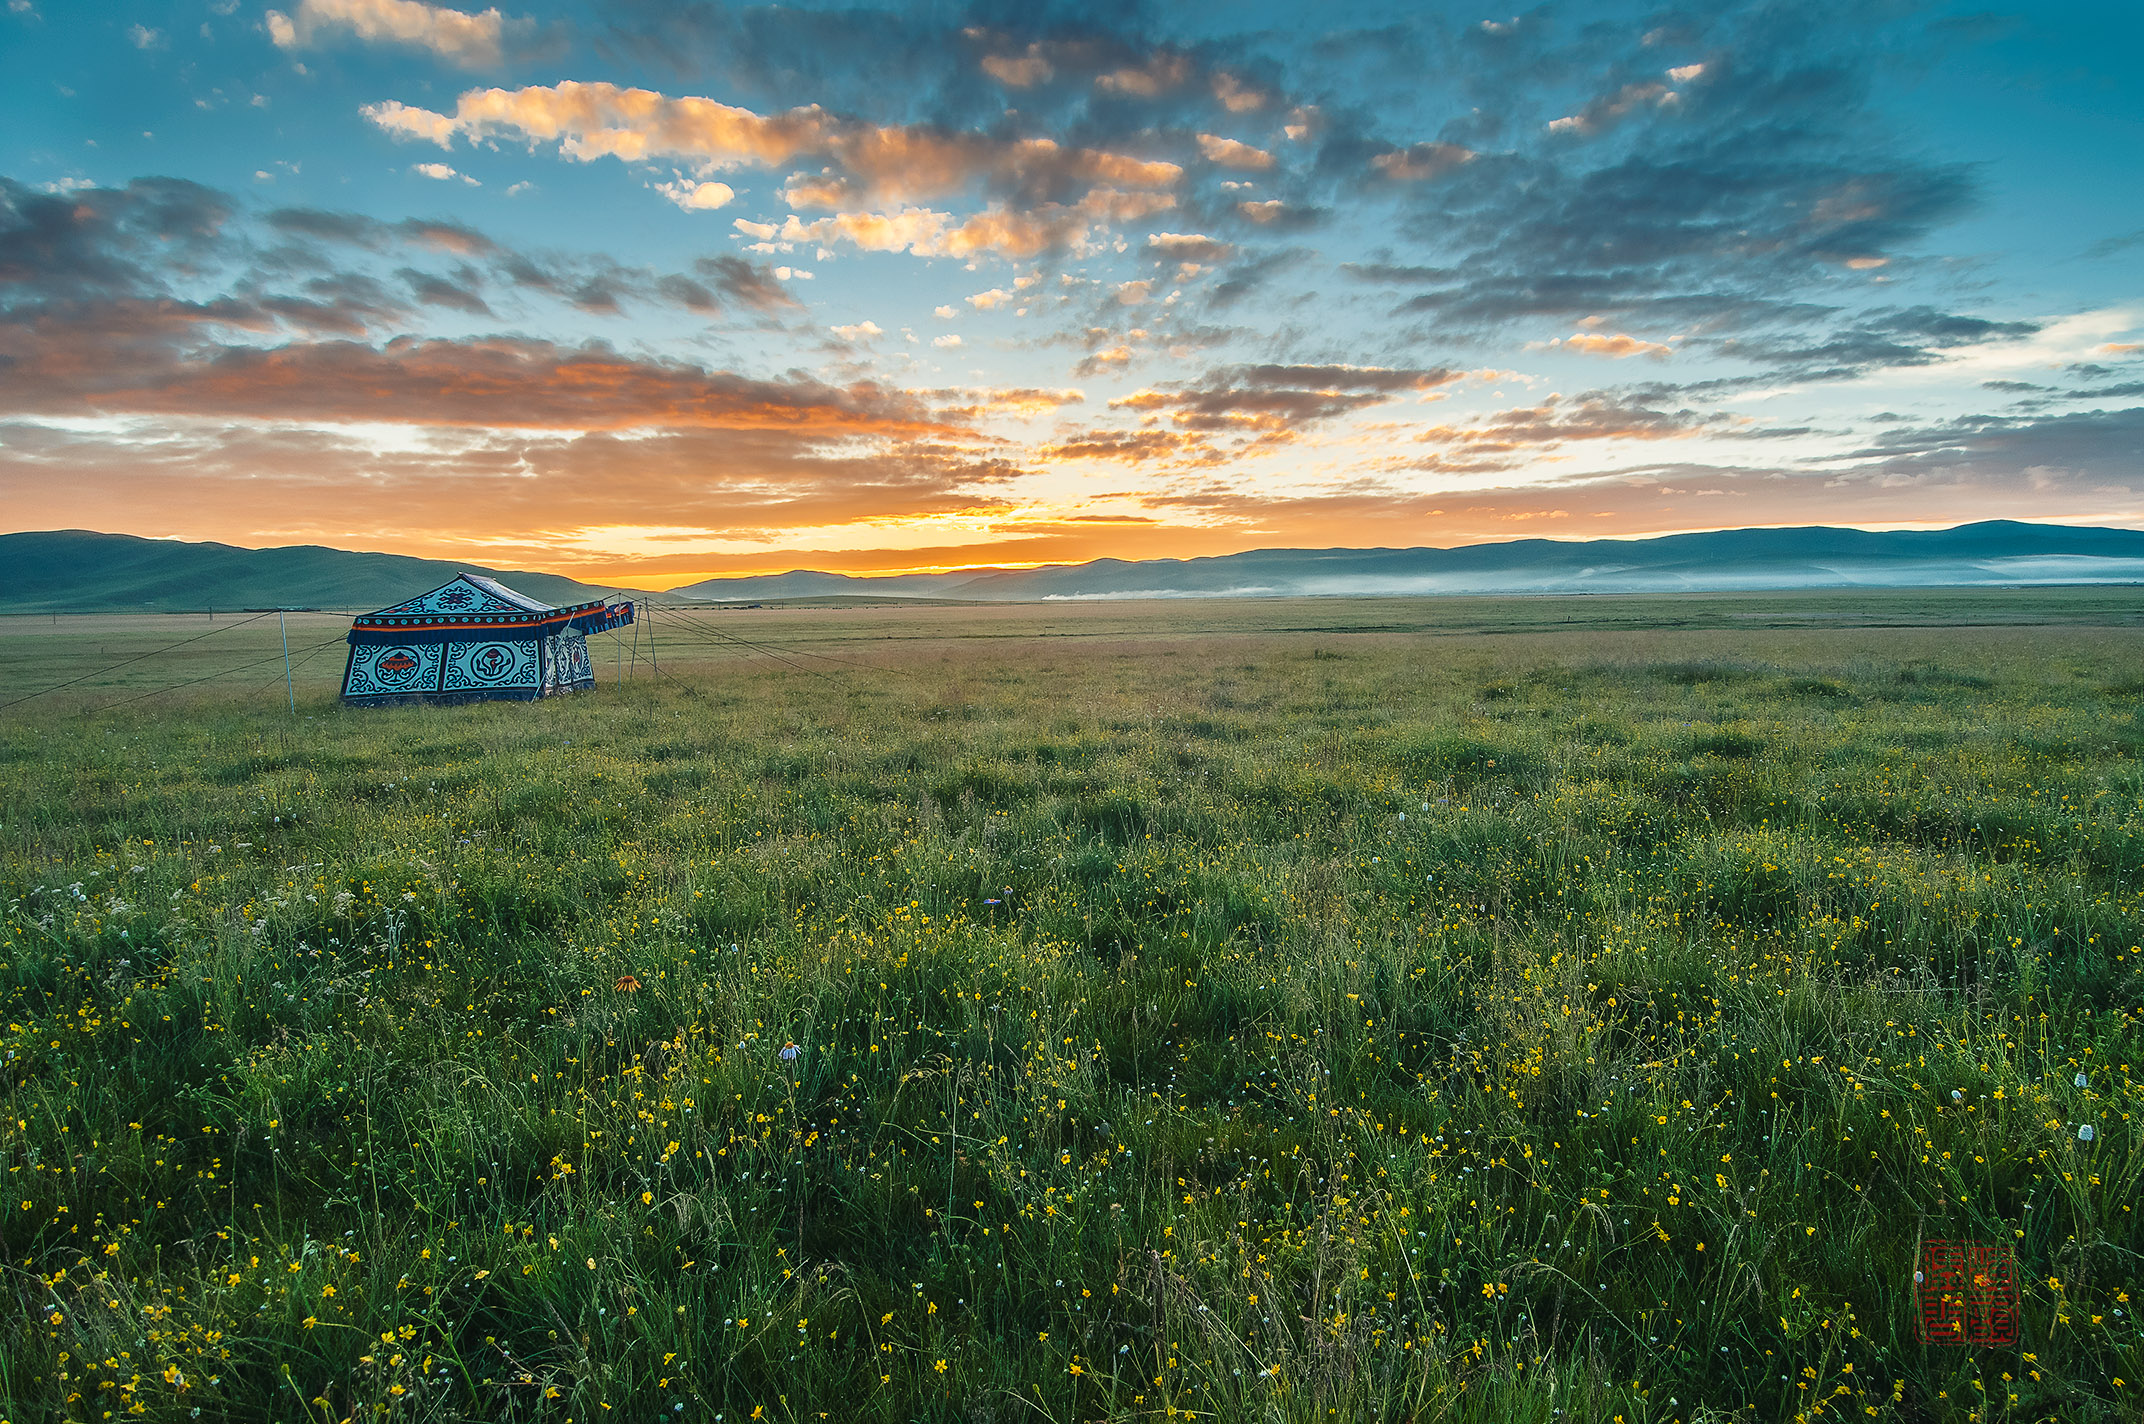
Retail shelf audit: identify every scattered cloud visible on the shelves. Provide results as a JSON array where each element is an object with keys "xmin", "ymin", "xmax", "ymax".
[
  {"xmin": 1196, "ymin": 134, "xmax": 1274, "ymax": 170},
  {"xmin": 1370, "ymin": 143, "xmax": 1474, "ymax": 181},
  {"xmin": 1546, "ymin": 81, "xmax": 1677, "ymax": 137},
  {"xmin": 1147, "ymin": 232, "xmax": 1232, "ymax": 263},
  {"xmin": 1212, "ymin": 72, "xmax": 1267, "ymax": 112},
  {"xmin": 1095, "ymin": 52, "xmax": 1190, "ymax": 98},
  {"xmin": 1534, "ymin": 331, "xmax": 1675, "ymax": 359},
  {"xmin": 655, "ymin": 179, "xmax": 734, "ymax": 211},
  {"xmin": 266, "ymin": 0, "xmax": 525, "ymax": 69},
  {"xmin": 1111, "ymin": 363, "xmax": 1463, "ymax": 437},
  {"xmin": 361, "ymin": 81, "xmax": 1182, "ymax": 218},
  {"xmin": 775, "ymin": 189, "xmax": 1176, "ymax": 261},
  {"xmin": 411, "ymin": 161, "xmax": 479, "ymax": 185},
  {"xmin": 980, "ymin": 45, "xmax": 1053, "ymax": 88}
]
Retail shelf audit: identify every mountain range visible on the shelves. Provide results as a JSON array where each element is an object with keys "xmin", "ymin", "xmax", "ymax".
[
  {"xmin": 672, "ymin": 521, "xmax": 2144, "ymax": 601},
  {"xmin": 6, "ymin": 522, "xmax": 2144, "ymax": 614},
  {"xmin": 0, "ymin": 530, "xmax": 643, "ymax": 615}
]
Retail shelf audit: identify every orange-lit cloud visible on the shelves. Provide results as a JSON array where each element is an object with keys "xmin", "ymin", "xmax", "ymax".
[
  {"xmin": 1369, "ymin": 143, "xmax": 1475, "ymax": 181},
  {"xmin": 268, "ymin": 0, "xmax": 520, "ymax": 69},
  {"xmin": 365, "ymin": 82, "xmax": 1181, "ymax": 212},
  {"xmin": 773, "ymin": 189, "xmax": 1176, "ymax": 260},
  {"xmin": 1094, "ymin": 52, "xmax": 1191, "ymax": 98},
  {"xmin": 1533, "ymin": 331, "xmax": 1676, "ymax": 359},
  {"xmin": 979, "ymin": 45, "xmax": 1054, "ymax": 88},
  {"xmin": 1196, "ymin": 134, "xmax": 1274, "ymax": 170},
  {"xmin": 0, "ymin": 319, "xmax": 956, "ymax": 436}
]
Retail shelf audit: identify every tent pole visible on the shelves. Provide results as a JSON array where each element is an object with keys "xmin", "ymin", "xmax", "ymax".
[
  {"xmin": 648, "ymin": 602, "xmax": 658, "ymax": 678},
  {"xmin": 280, "ymin": 610, "xmax": 295, "ymax": 714}
]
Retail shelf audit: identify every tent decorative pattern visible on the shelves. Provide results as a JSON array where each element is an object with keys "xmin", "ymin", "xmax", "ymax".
[{"xmin": 341, "ymin": 574, "xmax": 633, "ymax": 706}]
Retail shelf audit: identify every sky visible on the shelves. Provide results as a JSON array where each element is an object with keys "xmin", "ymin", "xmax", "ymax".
[{"xmin": 2, "ymin": 0, "xmax": 2141, "ymax": 586}]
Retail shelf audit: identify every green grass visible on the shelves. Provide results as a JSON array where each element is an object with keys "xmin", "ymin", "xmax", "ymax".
[{"xmin": 1, "ymin": 600, "xmax": 2141, "ymax": 1422}]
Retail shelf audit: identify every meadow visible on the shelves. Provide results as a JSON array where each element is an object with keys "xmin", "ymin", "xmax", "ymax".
[{"xmin": 1, "ymin": 592, "xmax": 2140, "ymax": 1423}]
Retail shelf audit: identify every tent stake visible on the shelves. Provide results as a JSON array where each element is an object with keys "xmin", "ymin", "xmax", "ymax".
[{"xmin": 280, "ymin": 610, "xmax": 295, "ymax": 714}]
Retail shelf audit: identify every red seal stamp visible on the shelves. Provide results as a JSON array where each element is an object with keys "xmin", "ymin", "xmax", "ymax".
[{"xmin": 1915, "ymin": 1239, "xmax": 2018, "ymax": 1346}]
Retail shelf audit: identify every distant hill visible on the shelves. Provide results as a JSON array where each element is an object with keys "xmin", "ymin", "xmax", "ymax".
[
  {"xmin": 675, "ymin": 521, "xmax": 2144, "ymax": 601},
  {"xmin": 11, "ymin": 521, "xmax": 2144, "ymax": 614},
  {"xmin": 0, "ymin": 530, "xmax": 650, "ymax": 614}
]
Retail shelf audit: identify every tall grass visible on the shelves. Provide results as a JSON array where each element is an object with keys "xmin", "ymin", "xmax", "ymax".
[{"xmin": 1, "ymin": 618, "xmax": 2139, "ymax": 1422}]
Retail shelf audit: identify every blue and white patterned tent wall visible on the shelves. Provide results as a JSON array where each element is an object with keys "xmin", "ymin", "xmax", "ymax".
[{"xmin": 342, "ymin": 574, "xmax": 634, "ymax": 706}]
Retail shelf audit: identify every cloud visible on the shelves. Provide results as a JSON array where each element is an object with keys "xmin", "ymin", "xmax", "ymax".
[
  {"xmin": 1212, "ymin": 72, "xmax": 1267, "ymax": 112},
  {"xmin": 655, "ymin": 179, "xmax": 734, "ymax": 211},
  {"xmin": 267, "ymin": 205, "xmax": 497, "ymax": 256},
  {"xmin": 924, "ymin": 386, "xmax": 1084, "ymax": 419},
  {"xmin": 1040, "ymin": 428, "xmax": 1208, "ymax": 464},
  {"xmin": 966, "ymin": 288, "xmax": 1013, "ymax": 310},
  {"xmin": 1110, "ymin": 363, "xmax": 1463, "ymax": 436},
  {"xmin": 3, "ymin": 174, "xmax": 798, "ymax": 368},
  {"xmin": 2082, "ymin": 229, "xmax": 2144, "ymax": 261},
  {"xmin": 363, "ymin": 82, "xmax": 1181, "ymax": 214},
  {"xmin": 1833, "ymin": 405, "xmax": 2144, "ymax": 488},
  {"xmin": 1711, "ymin": 305, "xmax": 2042, "ymax": 377},
  {"xmin": 1369, "ymin": 143, "xmax": 1474, "ymax": 181},
  {"xmin": 360, "ymin": 100, "xmax": 461, "ymax": 146},
  {"xmin": 1378, "ymin": 143, "xmax": 1975, "ymax": 334},
  {"xmin": 1545, "ymin": 81, "xmax": 1677, "ymax": 137},
  {"xmin": 829, "ymin": 320, "xmax": 881, "ymax": 341},
  {"xmin": 265, "ymin": 0, "xmax": 524, "ymax": 69},
  {"xmin": 1074, "ymin": 345, "xmax": 1133, "ymax": 377},
  {"xmin": 1146, "ymin": 232, "xmax": 1232, "ymax": 263},
  {"xmin": 1408, "ymin": 393, "xmax": 1721, "ymax": 460},
  {"xmin": 397, "ymin": 265, "xmax": 490, "ymax": 315},
  {"xmin": 0, "ymin": 298, "xmax": 960, "ymax": 434},
  {"xmin": 0, "ymin": 419, "xmax": 1027, "ymax": 557},
  {"xmin": 932, "ymin": 334, "xmax": 962, "ymax": 348},
  {"xmin": 1095, "ymin": 52, "xmax": 1191, "ymax": 98},
  {"xmin": 777, "ymin": 188, "xmax": 1175, "ymax": 261},
  {"xmin": 1535, "ymin": 331, "xmax": 1674, "ymax": 359},
  {"xmin": 411, "ymin": 161, "xmax": 479, "ymax": 185},
  {"xmin": 0, "ymin": 175, "xmax": 234, "ymax": 301},
  {"xmin": 779, "ymin": 173, "xmax": 851, "ymax": 209},
  {"xmin": 981, "ymin": 45, "xmax": 1053, "ymax": 88},
  {"xmin": 1196, "ymin": 134, "xmax": 1274, "ymax": 170}
]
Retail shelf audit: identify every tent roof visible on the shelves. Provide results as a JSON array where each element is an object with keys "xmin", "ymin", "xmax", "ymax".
[
  {"xmin": 457, "ymin": 573, "xmax": 555, "ymax": 612},
  {"xmin": 349, "ymin": 574, "xmax": 621, "ymax": 635},
  {"xmin": 358, "ymin": 573, "xmax": 566, "ymax": 621}
]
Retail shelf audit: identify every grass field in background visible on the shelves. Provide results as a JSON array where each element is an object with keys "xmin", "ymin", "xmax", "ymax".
[{"xmin": 2, "ymin": 594, "xmax": 2140, "ymax": 1422}]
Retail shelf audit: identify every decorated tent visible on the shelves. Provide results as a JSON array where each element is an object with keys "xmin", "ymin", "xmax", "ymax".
[{"xmin": 341, "ymin": 574, "xmax": 634, "ymax": 705}]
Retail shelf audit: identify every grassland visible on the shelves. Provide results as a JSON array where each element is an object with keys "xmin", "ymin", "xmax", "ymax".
[{"xmin": 1, "ymin": 593, "xmax": 2140, "ymax": 1422}]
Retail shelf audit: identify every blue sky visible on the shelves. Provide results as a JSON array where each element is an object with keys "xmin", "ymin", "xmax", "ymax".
[{"xmin": 2, "ymin": 0, "xmax": 2140, "ymax": 581}]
